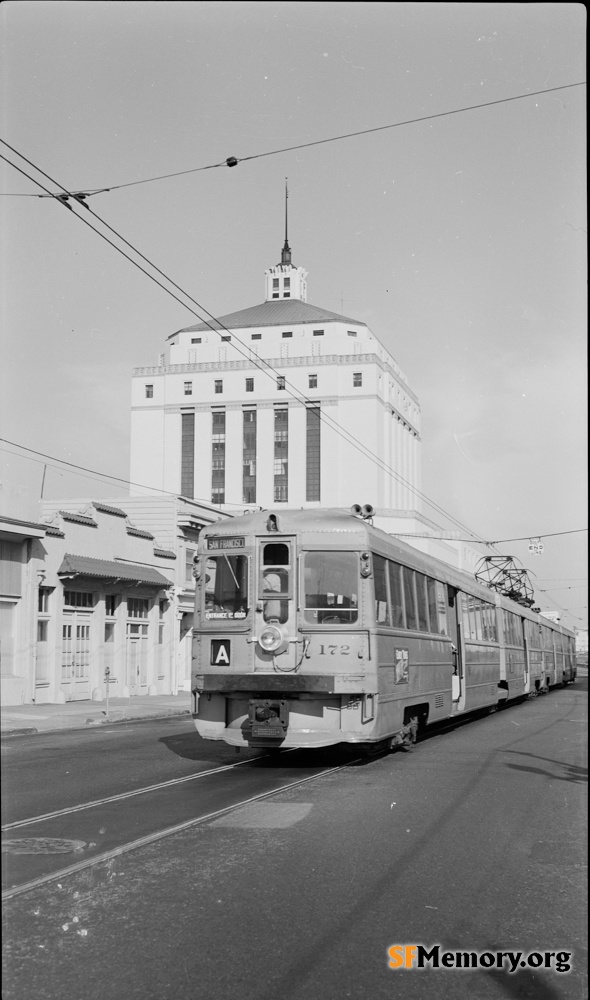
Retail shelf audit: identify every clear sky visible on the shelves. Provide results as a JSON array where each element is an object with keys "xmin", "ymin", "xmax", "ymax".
[{"xmin": 1, "ymin": 2, "xmax": 586, "ymax": 629}]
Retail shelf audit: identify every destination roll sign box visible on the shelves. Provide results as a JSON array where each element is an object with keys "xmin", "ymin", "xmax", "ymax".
[{"xmin": 207, "ymin": 536, "xmax": 245, "ymax": 550}]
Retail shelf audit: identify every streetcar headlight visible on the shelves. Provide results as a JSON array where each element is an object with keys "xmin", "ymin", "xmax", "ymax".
[{"xmin": 258, "ymin": 626, "xmax": 282, "ymax": 652}]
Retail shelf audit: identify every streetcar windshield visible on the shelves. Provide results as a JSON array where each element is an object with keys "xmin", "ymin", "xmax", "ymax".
[
  {"xmin": 303, "ymin": 551, "xmax": 358, "ymax": 624},
  {"xmin": 204, "ymin": 555, "xmax": 249, "ymax": 620}
]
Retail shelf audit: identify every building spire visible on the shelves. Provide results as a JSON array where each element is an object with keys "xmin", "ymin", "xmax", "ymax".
[
  {"xmin": 264, "ymin": 180, "xmax": 307, "ymax": 301},
  {"xmin": 281, "ymin": 178, "xmax": 292, "ymax": 266}
]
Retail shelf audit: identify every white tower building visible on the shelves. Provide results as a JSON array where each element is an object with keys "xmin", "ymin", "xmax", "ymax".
[{"xmin": 130, "ymin": 229, "xmax": 422, "ymax": 519}]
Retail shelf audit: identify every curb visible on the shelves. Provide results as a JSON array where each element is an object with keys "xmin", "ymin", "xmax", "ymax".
[
  {"xmin": 1, "ymin": 709, "xmax": 191, "ymax": 739},
  {"xmin": 1, "ymin": 728, "xmax": 39, "ymax": 738}
]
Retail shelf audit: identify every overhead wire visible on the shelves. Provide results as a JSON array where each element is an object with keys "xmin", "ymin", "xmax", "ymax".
[
  {"xmin": 3, "ymin": 147, "xmax": 581, "ymax": 557},
  {"xmin": 1, "ymin": 98, "xmax": 586, "ymax": 620},
  {"xmin": 5, "ymin": 437, "xmax": 584, "ymax": 554},
  {"xmin": 0, "ymin": 81, "xmax": 585, "ymax": 199},
  {"xmin": 395, "ymin": 529, "xmax": 586, "ymax": 543},
  {"xmin": 7, "ymin": 435, "xmax": 586, "ymax": 623},
  {"xmin": 538, "ymin": 585, "xmax": 587, "ymax": 592},
  {"xmin": 2, "ymin": 120, "xmax": 586, "ymax": 559},
  {"xmin": 487, "ymin": 529, "xmax": 587, "ymax": 544},
  {"xmin": 1, "ymin": 144, "xmax": 495, "ymax": 544},
  {"xmin": 0, "ymin": 441, "xmax": 248, "ymax": 509}
]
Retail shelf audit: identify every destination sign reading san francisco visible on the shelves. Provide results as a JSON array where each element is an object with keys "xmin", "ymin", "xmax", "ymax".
[{"xmin": 207, "ymin": 536, "xmax": 245, "ymax": 550}]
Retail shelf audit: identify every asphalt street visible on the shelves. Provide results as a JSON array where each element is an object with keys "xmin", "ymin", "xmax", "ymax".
[{"xmin": 2, "ymin": 681, "xmax": 587, "ymax": 1000}]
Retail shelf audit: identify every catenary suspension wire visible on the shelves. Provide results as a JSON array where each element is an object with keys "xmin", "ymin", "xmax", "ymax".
[
  {"xmin": 1, "ymin": 149, "xmax": 492, "ymax": 543},
  {"xmin": 1, "ymin": 82, "xmax": 585, "ymax": 198},
  {"xmin": 0, "ymin": 441, "xmax": 246, "ymax": 510},
  {"xmin": 0, "ymin": 139, "xmax": 565, "ymax": 547},
  {"xmin": 5, "ymin": 140, "xmax": 584, "ymax": 558},
  {"xmin": 3, "ymin": 439, "xmax": 586, "ymax": 556}
]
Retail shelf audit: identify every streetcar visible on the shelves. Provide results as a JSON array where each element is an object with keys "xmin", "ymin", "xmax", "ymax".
[{"xmin": 190, "ymin": 506, "xmax": 577, "ymax": 750}]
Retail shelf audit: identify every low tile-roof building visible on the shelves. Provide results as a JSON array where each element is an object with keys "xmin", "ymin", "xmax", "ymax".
[{"xmin": 35, "ymin": 495, "xmax": 227, "ymax": 704}]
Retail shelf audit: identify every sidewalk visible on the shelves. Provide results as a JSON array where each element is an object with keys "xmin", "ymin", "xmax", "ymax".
[{"xmin": 0, "ymin": 693, "xmax": 192, "ymax": 737}]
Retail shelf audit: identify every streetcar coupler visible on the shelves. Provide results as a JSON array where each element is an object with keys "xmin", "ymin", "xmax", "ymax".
[{"xmin": 248, "ymin": 698, "xmax": 289, "ymax": 740}]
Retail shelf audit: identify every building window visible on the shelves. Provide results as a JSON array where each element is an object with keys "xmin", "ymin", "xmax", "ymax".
[
  {"xmin": 313, "ymin": 330, "xmax": 324, "ymax": 337},
  {"xmin": 38, "ymin": 588, "xmax": 50, "ymax": 613},
  {"xmin": 283, "ymin": 277, "xmax": 291, "ymax": 289},
  {"xmin": 212, "ymin": 410, "xmax": 226, "ymax": 505},
  {"xmin": 282, "ymin": 331, "xmax": 293, "ymax": 338},
  {"xmin": 214, "ymin": 379, "xmax": 223, "ymax": 394},
  {"xmin": 251, "ymin": 333, "xmax": 262, "ymax": 341},
  {"xmin": 245, "ymin": 378, "xmax": 254, "ymax": 392},
  {"xmin": 181, "ymin": 411, "xmax": 195, "ymax": 498},
  {"xmin": 191, "ymin": 337, "xmax": 202, "ymax": 344},
  {"xmin": 36, "ymin": 620, "xmax": 49, "ymax": 682},
  {"xmin": 184, "ymin": 381, "xmax": 192, "ymax": 396},
  {"xmin": 127, "ymin": 598, "xmax": 149, "ymax": 619},
  {"xmin": 64, "ymin": 591, "xmax": 95, "ymax": 609},
  {"xmin": 347, "ymin": 330, "xmax": 357, "ymax": 337},
  {"xmin": 274, "ymin": 408, "xmax": 288, "ymax": 502},
  {"xmin": 243, "ymin": 409, "xmax": 257, "ymax": 504},
  {"xmin": 185, "ymin": 548, "xmax": 196, "ymax": 586},
  {"xmin": 277, "ymin": 376, "xmax": 286, "ymax": 390},
  {"xmin": 353, "ymin": 372, "xmax": 363, "ymax": 387},
  {"xmin": 308, "ymin": 374, "xmax": 318, "ymax": 389},
  {"xmin": 283, "ymin": 293, "xmax": 291, "ymax": 298},
  {"xmin": 105, "ymin": 595, "xmax": 118, "ymax": 617},
  {"xmin": 306, "ymin": 406, "xmax": 321, "ymax": 502},
  {"xmin": 145, "ymin": 385, "xmax": 154, "ymax": 398},
  {"xmin": 272, "ymin": 294, "xmax": 279, "ymax": 299},
  {"xmin": 273, "ymin": 278, "xmax": 279, "ymax": 289}
]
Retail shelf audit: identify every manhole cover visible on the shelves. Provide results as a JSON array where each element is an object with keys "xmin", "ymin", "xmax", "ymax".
[{"xmin": 1, "ymin": 838, "xmax": 86, "ymax": 855}]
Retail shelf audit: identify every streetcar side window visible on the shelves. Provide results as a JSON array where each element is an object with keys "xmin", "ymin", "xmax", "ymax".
[
  {"xmin": 403, "ymin": 568, "xmax": 418, "ymax": 631},
  {"xmin": 415, "ymin": 572, "xmax": 429, "ymax": 631},
  {"xmin": 375, "ymin": 562, "xmax": 447, "ymax": 634},
  {"xmin": 204, "ymin": 555, "xmax": 249, "ymax": 619},
  {"xmin": 388, "ymin": 562, "xmax": 405, "ymax": 628},
  {"xmin": 303, "ymin": 551, "xmax": 358, "ymax": 624},
  {"xmin": 502, "ymin": 609, "xmax": 523, "ymax": 646},
  {"xmin": 462, "ymin": 594, "xmax": 498, "ymax": 642},
  {"xmin": 428, "ymin": 579, "xmax": 448, "ymax": 635},
  {"xmin": 524, "ymin": 619, "xmax": 541, "ymax": 649},
  {"xmin": 481, "ymin": 603, "xmax": 498, "ymax": 642},
  {"xmin": 374, "ymin": 555, "xmax": 390, "ymax": 625},
  {"xmin": 462, "ymin": 594, "xmax": 478, "ymax": 640}
]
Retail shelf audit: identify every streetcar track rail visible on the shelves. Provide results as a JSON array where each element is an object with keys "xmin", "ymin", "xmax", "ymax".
[
  {"xmin": 2, "ymin": 691, "xmax": 572, "ymax": 836},
  {"xmin": 4, "ymin": 688, "xmax": 581, "ymax": 901},
  {"xmin": 2, "ymin": 757, "xmax": 359, "ymax": 900},
  {"xmin": 1, "ymin": 750, "xmax": 295, "ymax": 833}
]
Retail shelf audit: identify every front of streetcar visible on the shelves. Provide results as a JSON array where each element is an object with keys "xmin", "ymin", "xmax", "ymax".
[{"xmin": 191, "ymin": 508, "xmax": 378, "ymax": 748}]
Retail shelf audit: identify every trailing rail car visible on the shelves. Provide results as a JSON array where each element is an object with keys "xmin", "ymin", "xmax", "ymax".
[{"xmin": 191, "ymin": 508, "xmax": 577, "ymax": 750}]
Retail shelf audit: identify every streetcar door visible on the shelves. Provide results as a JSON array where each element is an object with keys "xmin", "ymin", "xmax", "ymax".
[
  {"xmin": 523, "ymin": 632, "xmax": 531, "ymax": 694},
  {"xmin": 256, "ymin": 538, "xmax": 297, "ymax": 669},
  {"xmin": 447, "ymin": 587, "xmax": 465, "ymax": 710}
]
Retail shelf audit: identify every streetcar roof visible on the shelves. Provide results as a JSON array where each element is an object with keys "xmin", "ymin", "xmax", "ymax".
[{"xmin": 199, "ymin": 508, "xmax": 575, "ymax": 637}]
